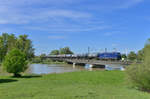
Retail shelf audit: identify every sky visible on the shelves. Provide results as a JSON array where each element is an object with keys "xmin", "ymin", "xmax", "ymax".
[{"xmin": 0, "ymin": 0, "xmax": 150, "ymax": 55}]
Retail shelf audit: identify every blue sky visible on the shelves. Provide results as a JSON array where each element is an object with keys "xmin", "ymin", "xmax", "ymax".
[{"xmin": 0, "ymin": 0, "xmax": 150, "ymax": 55}]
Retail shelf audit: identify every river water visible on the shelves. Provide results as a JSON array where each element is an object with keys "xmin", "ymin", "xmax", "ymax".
[
  {"xmin": 27, "ymin": 64, "xmax": 105, "ymax": 75},
  {"xmin": 27, "ymin": 64, "xmax": 122, "ymax": 74}
]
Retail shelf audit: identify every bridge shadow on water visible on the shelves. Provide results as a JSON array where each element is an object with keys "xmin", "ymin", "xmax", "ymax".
[{"xmin": 0, "ymin": 79, "xmax": 18, "ymax": 84}]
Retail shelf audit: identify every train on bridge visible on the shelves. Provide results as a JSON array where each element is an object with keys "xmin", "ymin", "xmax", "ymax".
[{"xmin": 48, "ymin": 52, "xmax": 122, "ymax": 60}]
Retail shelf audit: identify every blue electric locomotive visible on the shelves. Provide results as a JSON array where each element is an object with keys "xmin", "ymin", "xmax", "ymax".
[{"xmin": 98, "ymin": 52, "xmax": 121, "ymax": 60}]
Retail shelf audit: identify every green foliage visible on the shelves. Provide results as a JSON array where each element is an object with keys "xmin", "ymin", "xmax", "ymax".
[
  {"xmin": 39, "ymin": 54, "xmax": 46, "ymax": 62},
  {"xmin": 50, "ymin": 50, "xmax": 59, "ymax": 55},
  {"xmin": 137, "ymin": 50, "xmax": 144, "ymax": 61},
  {"xmin": 59, "ymin": 47, "xmax": 74, "ymax": 54},
  {"xmin": 121, "ymin": 54, "xmax": 127, "ymax": 60},
  {"xmin": 126, "ymin": 39, "xmax": 150, "ymax": 91},
  {"xmin": 32, "ymin": 56, "xmax": 42, "ymax": 63},
  {"xmin": 0, "ymin": 33, "xmax": 34, "ymax": 62},
  {"xmin": 49, "ymin": 47, "xmax": 74, "ymax": 55},
  {"xmin": 16, "ymin": 35, "xmax": 34, "ymax": 60},
  {"xmin": 127, "ymin": 51, "xmax": 137, "ymax": 61},
  {"xmin": 1, "ymin": 71, "xmax": 150, "ymax": 99},
  {"xmin": 2, "ymin": 49, "xmax": 28, "ymax": 77},
  {"xmin": 136, "ymin": 39, "xmax": 150, "ymax": 62}
]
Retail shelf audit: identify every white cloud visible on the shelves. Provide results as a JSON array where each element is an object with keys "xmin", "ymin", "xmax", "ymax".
[
  {"xmin": 0, "ymin": 0, "xmax": 144, "ymax": 25},
  {"xmin": 0, "ymin": 8, "xmax": 91, "ymax": 24},
  {"xmin": 0, "ymin": 0, "xmax": 145, "ymax": 34},
  {"xmin": 24, "ymin": 25, "xmax": 108, "ymax": 33}
]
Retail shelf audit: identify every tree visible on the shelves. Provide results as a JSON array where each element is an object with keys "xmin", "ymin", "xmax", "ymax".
[
  {"xmin": 126, "ymin": 39, "xmax": 150, "ymax": 91},
  {"xmin": 0, "ymin": 33, "xmax": 34, "ymax": 62},
  {"xmin": 2, "ymin": 49, "xmax": 28, "ymax": 77},
  {"xmin": 16, "ymin": 35, "xmax": 34, "ymax": 60},
  {"xmin": 137, "ymin": 50, "xmax": 144, "ymax": 61},
  {"xmin": 127, "ymin": 51, "xmax": 137, "ymax": 61},
  {"xmin": 39, "ymin": 54, "xmax": 46, "ymax": 62},
  {"xmin": 50, "ymin": 50, "xmax": 59, "ymax": 55},
  {"xmin": 7, "ymin": 34, "xmax": 17, "ymax": 51},
  {"xmin": 32, "ymin": 56, "xmax": 42, "ymax": 63},
  {"xmin": 0, "ymin": 33, "xmax": 10, "ymax": 62},
  {"xmin": 59, "ymin": 47, "xmax": 74, "ymax": 54}
]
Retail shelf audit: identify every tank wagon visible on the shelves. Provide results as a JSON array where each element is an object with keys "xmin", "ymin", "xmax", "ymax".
[{"xmin": 48, "ymin": 52, "xmax": 122, "ymax": 60}]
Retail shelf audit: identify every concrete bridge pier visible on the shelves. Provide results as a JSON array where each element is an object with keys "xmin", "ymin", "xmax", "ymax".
[
  {"xmin": 73, "ymin": 63, "xmax": 76, "ymax": 68},
  {"xmin": 89, "ymin": 64, "xmax": 93, "ymax": 68}
]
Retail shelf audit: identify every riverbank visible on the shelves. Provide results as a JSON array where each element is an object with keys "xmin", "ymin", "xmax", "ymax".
[{"xmin": 0, "ymin": 71, "xmax": 150, "ymax": 99}]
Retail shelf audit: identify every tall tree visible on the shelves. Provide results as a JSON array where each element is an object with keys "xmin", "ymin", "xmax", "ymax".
[
  {"xmin": 59, "ymin": 47, "xmax": 74, "ymax": 54},
  {"xmin": 39, "ymin": 54, "xmax": 46, "ymax": 62},
  {"xmin": 7, "ymin": 34, "xmax": 17, "ymax": 51},
  {"xmin": 50, "ymin": 50, "xmax": 59, "ymax": 55},
  {"xmin": 137, "ymin": 50, "xmax": 144, "ymax": 61},
  {"xmin": 16, "ymin": 35, "xmax": 34, "ymax": 60},
  {"xmin": 0, "ymin": 33, "xmax": 10, "ymax": 62},
  {"xmin": 137, "ymin": 39, "xmax": 150, "ymax": 61},
  {"xmin": 0, "ymin": 33, "xmax": 34, "ymax": 62},
  {"xmin": 128, "ymin": 51, "xmax": 137, "ymax": 61}
]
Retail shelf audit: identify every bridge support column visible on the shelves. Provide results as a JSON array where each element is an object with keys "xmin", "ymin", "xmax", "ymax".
[
  {"xmin": 89, "ymin": 64, "xmax": 93, "ymax": 68},
  {"xmin": 73, "ymin": 63, "xmax": 76, "ymax": 68}
]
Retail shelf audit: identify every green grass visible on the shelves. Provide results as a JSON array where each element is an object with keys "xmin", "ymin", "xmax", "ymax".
[{"xmin": 0, "ymin": 71, "xmax": 150, "ymax": 99}]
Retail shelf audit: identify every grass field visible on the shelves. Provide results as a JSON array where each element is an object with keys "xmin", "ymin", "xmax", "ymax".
[{"xmin": 0, "ymin": 71, "xmax": 150, "ymax": 99}]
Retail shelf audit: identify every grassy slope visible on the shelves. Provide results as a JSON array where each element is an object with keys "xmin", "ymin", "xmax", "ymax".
[{"xmin": 0, "ymin": 71, "xmax": 150, "ymax": 99}]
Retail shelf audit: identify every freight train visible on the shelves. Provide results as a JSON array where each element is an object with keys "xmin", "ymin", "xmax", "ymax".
[{"xmin": 49, "ymin": 52, "xmax": 122, "ymax": 60}]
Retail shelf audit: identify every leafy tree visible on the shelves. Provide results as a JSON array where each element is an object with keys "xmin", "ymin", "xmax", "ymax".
[
  {"xmin": 126, "ymin": 38, "xmax": 150, "ymax": 91},
  {"xmin": 16, "ymin": 35, "xmax": 34, "ymax": 60},
  {"xmin": 39, "ymin": 54, "xmax": 46, "ymax": 62},
  {"xmin": 127, "ymin": 51, "xmax": 137, "ymax": 61},
  {"xmin": 0, "ymin": 33, "xmax": 34, "ymax": 62},
  {"xmin": 32, "ymin": 56, "xmax": 42, "ymax": 63},
  {"xmin": 0, "ymin": 33, "xmax": 9, "ymax": 62},
  {"xmin": 7, "ymin": 34, "xmax": 17, "ymax": 51},
  {"xmin": 2, "ymin": 49, "xmax": 28, "ymax": 77},
  {"xmin": 137, "ymin": 50, "xmax": 144, "ymax": 61},
  {"xmin": 50, "ymin": 50, "xmax": 59, "ymax": 55},
  {"xmin": 59, "ymin": 47, "xmax": 74, "ymax": 54}
]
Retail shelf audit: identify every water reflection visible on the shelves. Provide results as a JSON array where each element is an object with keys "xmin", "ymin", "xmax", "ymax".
[
  {"xmin": 27, "ymin": 64, "xmax": 85, "ymax": 74},
  {"xmin": 105, "ymin": 65, "xmax": 125, "ymax": 71},
  {"xmin": 27, "ymin": 64, "xmax": 125, "ymax": 75}
]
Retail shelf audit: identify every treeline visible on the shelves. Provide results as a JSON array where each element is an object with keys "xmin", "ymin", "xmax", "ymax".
[
  {"xmin": 50, "ymin": 47, "xmax": 74, "ymax": 55},
  {"xmin": 122, "ymin": 41, "xmax": 150, "ymax": 62},
  {"xmin": 32, "ymin": 47, "xmax": 73, "ymax": 64},
  {"xmin": 0, "ymin": 33, "xmax": 34, "ymax": 62}
]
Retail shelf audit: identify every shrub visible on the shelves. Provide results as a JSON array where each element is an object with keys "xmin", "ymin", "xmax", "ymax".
[
  {"xmin": 126, "ymin": 44, "xmax": 150, "ymax": 91},
  {"xmin": 2, "ymin": 49, "xmax": 28, "ymax": 77}
]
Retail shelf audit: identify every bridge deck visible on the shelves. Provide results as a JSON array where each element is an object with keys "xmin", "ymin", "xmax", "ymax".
[{"xmin": 48, "ymin": 58, "xmax": 132, "ymax": 66}]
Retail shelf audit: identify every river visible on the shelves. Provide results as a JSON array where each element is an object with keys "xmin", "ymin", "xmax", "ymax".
[
  {"xmin": 26, "ymin": 64, "xmax": 125, "ymax": 75},
  {"xmin": 27, "ymin": 64, "xmax": 105, "ymax": 75}
]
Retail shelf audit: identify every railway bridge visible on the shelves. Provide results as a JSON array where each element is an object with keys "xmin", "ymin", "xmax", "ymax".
[{"xmin": 45, "ymin": 57, "xmax": 133, "ymax": 68}]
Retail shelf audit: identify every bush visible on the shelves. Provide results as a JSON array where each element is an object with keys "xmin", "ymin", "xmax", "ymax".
[
  {"xmin": 126, "ymin": 44, "xmax": 150, "ymax": 91},
  {"xmin": 2, "ymin": 49, "xmax": 28, "ymax": 77}
]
